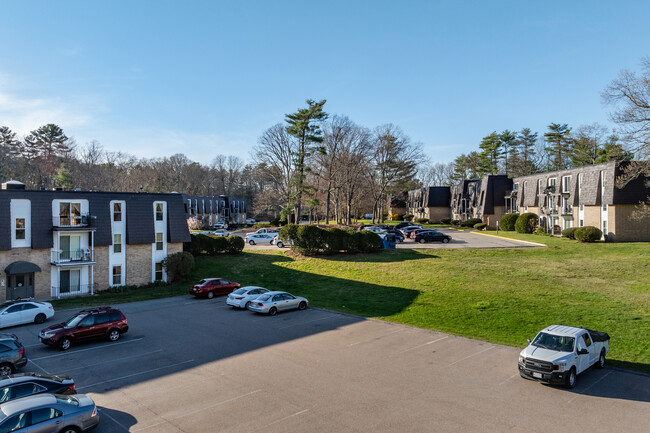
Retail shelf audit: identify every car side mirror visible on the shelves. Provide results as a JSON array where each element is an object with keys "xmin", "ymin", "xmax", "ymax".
[
  {"xmin": 578, "ymin": 348, "xmax": 589, "ymax": 355},
  {"xmin": 527, "ymin": 338, "xmax": 531, "ymax": 344}
]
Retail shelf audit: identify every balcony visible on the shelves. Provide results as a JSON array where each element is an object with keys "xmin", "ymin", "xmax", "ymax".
[
  {"xmin": 51, "ymin": 283, "xmax": 97, "ymax": 299},
  {"xmin": 52, "ymin": 213, "xmax": 94, "ymax": 228},
  {"xmin": 51, "ymin": 249, "xmax": 95, "ymax": 265},
  {"xmin": 504, "ymin": 190, "xmax": 518, "ymax": 199},
  {"xmin": 561, "ymin": 206, "xmax": 573, "ymax": 216}
]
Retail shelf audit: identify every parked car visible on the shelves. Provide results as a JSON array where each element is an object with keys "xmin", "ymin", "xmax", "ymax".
[
  {"xmin": 414, "ymin": 230, "xmax": 451, "ymax": 243},
  {"xmin": 0, "ymin": 373, "xmax": 76, "ymax": 403},
  {"xmin": 245, "ymin": 232, "xmax": 276, "ymax": 245},
  {"xmin": 271, "ymin": 235, "xmax": 292, "ymax": 248},
  {"xmin": 361, "ymin": 226, "xmax": 386, "ymax": 234},
  {"xmin": 0, "ymin": 393, "xmax": 99, "ymax": 432},
  {"xmin": 246, "ymin": 218, "xmax": 256, "ymax": 224},
  {"xmin": 190, "ymin": 278, "xmax": 240, "ymax": 299},
  {"xmin": 394, "ymin": 222, "xmax": 411, "ymax": 230},
  {"xmin": 39, "ymin": 306, "xmax": 128, "ymax": 351},
  {"xmin": 226, "ymin": 286, "xmax": 270, "ymax": 309},
  {"xmin": 247, "ymin": 291, "xmax": 309, "ymax": 316},
  {"xmin": 0, "ymin": 301, "xmax": 55, "ymax": 328},
  {"xmin": 213, "ymin": 221, "xmax": 227, "ymax": 229},
  {"xmin": 384, "ymin": 229, "xmax": 405, "ymax": 242},
  {"xmin": 518, "ymin": 325, "xmax": 610, "ymax": 388},
  {"xmin": 212, "ymin": 229, "xmax": 230, "ymax": 237},
  {"xmin": 0, "ymin": 334, "xmax": 27, "ymax": 376},
  {"xmin": 400, "ymin": 225, "xmax": 422, "ymax": 238}
]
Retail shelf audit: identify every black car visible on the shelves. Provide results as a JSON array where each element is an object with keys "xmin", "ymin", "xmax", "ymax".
[
  {"xmin": 394, "ymin": 222, "xmax": 411, "ymax": 230},
  {"xmin": 0, "ymin": 373, "xmax": 76, "ymax": 403},
  {"xmin": 384, "ymin": 229, "xmax": 405, "ymax": 242},
  {"xmin": 414, "ymin": 230, "xmax": 451, "ymax": 244},
  {"xmin": 0, "ymin": 334, "xmax": 27, "ymax": 376}
]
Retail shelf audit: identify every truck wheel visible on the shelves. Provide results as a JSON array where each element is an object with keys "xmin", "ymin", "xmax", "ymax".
[
  {"xmin": 249, "ymin": 240, "xmax": 256, "ymax": 245},
  {"xmin": 277, "ymin": 242, "xmax": 284, "ymax": 248},
  {"xmin": 566, "ymin": 368, "xmax": 576, "ymax": 389},
  {"xmin": 597, "ymin": 350, "xmax": 606, "ymax": 369}
]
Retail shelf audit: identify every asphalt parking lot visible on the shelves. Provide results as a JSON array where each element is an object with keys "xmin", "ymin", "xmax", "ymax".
[
  {"xmin": 242, "ymin": 227, "xmax": 542, "ymax": 250},
  {"xmin": 11, "ymin": 297, "xmax": 649, "ymax": 432}
]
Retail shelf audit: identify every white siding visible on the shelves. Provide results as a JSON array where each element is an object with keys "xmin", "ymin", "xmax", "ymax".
[{"xmin": 10, "ymin": 199, "xmax": 31, "ymax": 248}]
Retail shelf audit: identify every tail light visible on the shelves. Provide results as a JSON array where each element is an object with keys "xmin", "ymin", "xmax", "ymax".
[
  {"xmin": 69, "ymin": 384, "xmax": 76, "ymax": 391},
  {"xmin": 235, "ymin": 297, "xmax": 244, "ymax": 300},
  {"xmin": 18, "ymin": 348, "xmax": 24, "ymax": 355},
  {"xmin": 257, "ymin": 303, "xmax": 263, "ymax": 306},
  {"xmin": 91, "ymin": 406, "xmax": 97, "ymax": 417},
  {"xmin": 49, "ymin": 306, "xmax": 54, "ymax": 310}
]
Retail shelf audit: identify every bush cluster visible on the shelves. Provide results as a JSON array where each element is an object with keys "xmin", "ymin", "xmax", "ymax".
[
  {"xmin": 184, "ymin": 234, "xmax": 245, "ymax": 256},
  {"xmin": 389, "ymin": 213, "xmax": 403, "ymax": 221},
  {"xmin": 461, "ymin": 218, "xmax": 482, "ymax": 227},
  {"xmin": 474, "ymin": 223, "xmax": 487, "ymax": 230},
  {"xmin": 253, "ymin": 222, "xmax": 271, "ymax": 229},
  {"xmin": 515, "ymin": 213, "xmax": 538, "ymax": 234},
  {"xmin": 278, "ymin": 224, "xmax": 382, "ymax": 256},
  {"xmin": 451, "ymin": 219, "xmax": 460, "ymax": 226},
  {"xmin": 499, "ymin": 213, "xmax": 519, "ymax": 231},
  {"xmin": 440, "ymin": 218, "xmax": 452, "ymax": 225},
  {"xmin": 574, "ymin": 226, "xmax": 602, "ymax": 242},
  {"xmin": 403, "ymin": 214, "xmax": 414, "ymax": 221},
  {"xmin": 415, "ymin": 218, "xmax": 429, "ymax": 224},
  {"xmin": 162, "ymin": 252, "xmax": 195, "ymax": 282},
  {"xmin": 561, "ymin": 227, "xmax": 578, "ymax": 239}
]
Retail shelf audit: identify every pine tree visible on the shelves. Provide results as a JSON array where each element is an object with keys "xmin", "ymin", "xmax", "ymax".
[
  {"xmin": 478, "ymin": 132, "xmax": 502, "ymax": 175},
  {"xmin": 512, "ymin": 128, "xmax": 538, "ymax": 176},
  {"xmin": 499, "ymin": 129, "xmax": 517, "ymax": 176},
  {"xmin": 544, "ymin": 123, "xmax": 572, "ymax": 171},
  {"xmin": 0, "ymin": 126, "xmax": 21, "ymax": 181},
  {"xmin": 23, "ymin": 124, "xmax": 74, "ymax": 187}
]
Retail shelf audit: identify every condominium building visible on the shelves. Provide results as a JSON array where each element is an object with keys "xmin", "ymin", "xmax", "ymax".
[
  {"xmin": 0, "ymin": 181, "xmax": 190, "ymax": 302},
  {"xmin": 182, "ymin": 194, "xmax": 248, "ymax": 227},
  {"xmin": 406, "ymin": 187, "xmax": 451, "ymax": 222},
  {"xmin": 507, "ymin": 161, "xmax": 650, "ymax": 241},
  {"xmin": 450, "ymin": 175, "xmax": 512, "ymax": 229}
]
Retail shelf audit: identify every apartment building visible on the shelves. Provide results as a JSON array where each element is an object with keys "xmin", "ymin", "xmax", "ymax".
[
  {"xmin": 406, "ymin": 187, "xmax": 451, "ymax": 222},
  {"xmin": 182, "ymin": 194, "xmax": 247, "ymax": 227},
  {"xmin": 0, "ymin": 182, "xmax": 190, "ymax": 302},
  {"xmin": 450, "ymin": 175, "xmax": 512, "ymax": 229},
  {"xmin": 508, "ymin": 161, "xmax": 650, "ymax": 241},
  {"xmin": 387, "ymin": 192, "xmax": 407, "ymax": 217}
]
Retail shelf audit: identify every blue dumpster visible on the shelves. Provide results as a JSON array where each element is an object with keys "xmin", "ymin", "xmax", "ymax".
[{"xmin": 381, "ymin": 234, "xmax": 396, "ymax": 249}]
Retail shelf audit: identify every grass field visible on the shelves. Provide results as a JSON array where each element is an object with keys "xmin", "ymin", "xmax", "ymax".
[{"xmin": 53, "ymin": 233, "xmax": 650, "ymax": 372}]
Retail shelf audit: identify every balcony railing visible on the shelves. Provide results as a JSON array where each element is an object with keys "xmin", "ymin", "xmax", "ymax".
[
  {"xmin": 52, "ymin": 213, "xmax": 93, "ymax": 228},
  {"xmin": 51, "ymin": 249, "xmax": 95, "ymax": 264},
  {"xmin": 561, "ymin": 206, "xmax": 573, "ymax": 216},
  {"xmin": 52, "ymin": 283, "xmax": 96, "ymax": 299}
]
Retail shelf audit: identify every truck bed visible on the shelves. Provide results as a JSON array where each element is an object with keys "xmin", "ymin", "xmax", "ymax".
[{"xmin": 587, "ymin": 329, "xmax": 610, "ymax": 342}]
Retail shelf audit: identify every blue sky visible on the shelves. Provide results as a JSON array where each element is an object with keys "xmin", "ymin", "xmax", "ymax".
[{"xmin": 1, "ymin": 1, "xmax": 649, "ymax": 164}]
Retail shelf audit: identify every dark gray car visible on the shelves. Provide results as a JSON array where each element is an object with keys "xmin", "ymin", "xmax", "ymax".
[
  {"xmin": 0, "ymin": 393, "xmax": 99, "ymax": 432},
  {"xmin": 0, "ymin": 334, "xmax": 27, "ymax": 376}
]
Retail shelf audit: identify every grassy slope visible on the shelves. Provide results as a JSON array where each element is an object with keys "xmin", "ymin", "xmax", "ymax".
[{"xmin": 53, "ymin": 233, "xmax": 650, "ymax": 371}]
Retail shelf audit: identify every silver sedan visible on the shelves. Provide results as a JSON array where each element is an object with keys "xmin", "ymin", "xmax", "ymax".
[
  {"xmin": 0, "ymin": 393, "xmax": 99, "ymax": 431},
  {"xmin": 247, "ymin": 291, "xmax": 308, "ymax": 316}
]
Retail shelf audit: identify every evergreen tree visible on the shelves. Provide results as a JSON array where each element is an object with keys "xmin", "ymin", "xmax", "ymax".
[
  {"xmin": 0, "ymin": 126, "xmax": 21, "ymax": 180},
  {"xmin": 285, "ymin": 100, "xmax": 328, "ymax": 224},
  {"xmin": 499, "ymin": 129, "xmax": 517, "ymax": 176},
  {"xmin": 478, "ymin": 132, "xmax": 502, "ymax": 175},
  {"xmin": 512, "ymin": 128, "xmax": 538, "ymax": 176},
  {"xmin": 544, "ymin": 123, "xmax": 572, "ymax": 170},
  {"xmin": 54, "ymin": 164, "xmax": 74, "ymax": 189},
  {"xmin": 596, "ymin": 135, "xmax": 634, "ymax": 163}
]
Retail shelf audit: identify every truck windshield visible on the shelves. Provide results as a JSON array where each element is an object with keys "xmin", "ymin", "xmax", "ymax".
[{"xmin": 532, "ymin": 332, "xmax": 575, "ymax": 352}]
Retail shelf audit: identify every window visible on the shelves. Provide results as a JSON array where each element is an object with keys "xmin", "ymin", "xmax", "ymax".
[
  {"xmin": 156, "ymin": 232, "xmax": 163, "ymax": 250},
  {"xmin": 0, "ymin": 413, "xmax": 26, "ymax": 432},
  {"xmin": 603, "ymin": 221, "xmax": 607, "ymax": 234},
  {"xmin": 582, "ymin": 334, "xmax": 592, "ymax": 347},
  {"xmin": 22, "ymin": 304, "xmax": 37, "ymax": 311},
  {"xmin": 59, "ymin": 202, "xmax": 81, "ymax": 226},
  {"xmin": 155, "ymin": 203, "xmax": 164, "ymax": 221},
  {"xmin": 524, "ymin": 205, "xmax": 528, "ymax": 212},
  {"xmin": 113, "ymin": 234, "xmax": 122, "ymax": 253},
  {"xmin": 112, "ymin": 266, "xmax": 122, "ymax": 285},
  {"xmin": 579, "ymin": 204, "xmax": 584, "ymax": 211},
  {"xmin": 6, "ymin": 305, "xmax": 22, "ymax": 315},
  {"xmin": 578, "ymin": 173, "xmax": 583, "ymax": 201},
  {"xmin": 513, "ymin": 182, "xmax": 519, "ymax": 191},
  {"xmin": 562, "ymin": 175, "xmax": 571, "ymax": 193},
  {"xmin": 538, "ymin": 179, "xmax": 543, "ymax": 194},
  {"xmin": 95, "ymin": 314, "xmax": 110, "ymax": 325},
  {"xmin": 579, "ymin": 219, "xmax": 584, "ymax": 227},
  {"xmin": 79, "ymin": 316, "xmax": 95, "ymax": 327},
  {"xmin": 30, "ymin": 408, "xmax": 62, "ymax": 425},
  {"xmin": 0, "ymin": 344, "xmax": 12, "ymax": 354},
  {"xmin": 13, "ymin": 383, "xmax": 46, "ymax": 399},
  {"xmin": 272, "ymin": 295, "xmax": 282, "ymax": 302},
  {"xmin": 113, "ymin": 202, "xmax": 122, "ymax": 222},
  {"xmin": 15, "ymin": 219, "xmax": 25, "ymax": 240},
  {"xmin": 155, "ymin": 262, "xmax": 163, "ymax": 281}
]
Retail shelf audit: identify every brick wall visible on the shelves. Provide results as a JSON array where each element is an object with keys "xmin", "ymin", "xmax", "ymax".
[
  {"xmin": 611, "ymin": 205, "xmax": 650, "ymax": 241},
  {"xmin": 125, "ymin": 244, "xmax": 153, "ymax": 287},
  {"xmin": 583, "ymin": 206, "xmax": 601, "ymax": 228},
  {"xmin": 0, "ymin": 248, "xmax": 51, "ymax": 302},
  {"xmin": 426, "ymin": 207, "xmax": 451, "ymax": 223},
  {"xmin": 94, "ymin": 246, "xmax": 110, "ymax": 291}
]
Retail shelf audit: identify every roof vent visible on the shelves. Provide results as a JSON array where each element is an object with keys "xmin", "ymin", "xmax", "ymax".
[{"xmin": 1, "ymin": 180, "xmax": 26, "ymax": 190}]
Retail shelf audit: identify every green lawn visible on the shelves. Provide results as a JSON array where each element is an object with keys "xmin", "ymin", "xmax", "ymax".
[{"xmin": 53, "ymin": 234, "xmax": 650, "ymax": 372}]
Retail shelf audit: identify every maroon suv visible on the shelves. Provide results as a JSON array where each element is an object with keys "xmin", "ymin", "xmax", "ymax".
[{"xmin": 39, "ymin": 306, "xmax": 128, "ymax": 351}]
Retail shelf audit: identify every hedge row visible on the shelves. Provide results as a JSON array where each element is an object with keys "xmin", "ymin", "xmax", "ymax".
[
  {"xmin": 278, "ymin": 224, "xmax": 382, "ymax": 256},
  {"xmin": 499, "ymin": 213, "xmax": 519, "ymax": 231},
  {"xmin": 184, "ymin": 234, "xmax": 245, "ymax": 256},
  {"xmin": 461, "ymin": 218, "xmax": 482, "ymax": 227}
]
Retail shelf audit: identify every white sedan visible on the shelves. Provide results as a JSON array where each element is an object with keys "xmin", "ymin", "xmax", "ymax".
[
  {"xmin": 212, "ymin": 229, "xmax": 230, "ymax": 237},
  {"xmin": 0, "ymin": 300, "xmax": 55, "ymax": 328},
  {"xmin": 226, "ymin": 286, "xmax": 270, "ymax": 309},
  {"xmin": 247, "ymin": 291, "xmax": 308, "ymax": 316},
  {"xmin": 244, "ymin": 232, "xmax": 275, "ymax": 245}
]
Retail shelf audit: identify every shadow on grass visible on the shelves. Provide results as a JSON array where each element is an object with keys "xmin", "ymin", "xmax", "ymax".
[{"xmin": 318, "ymin": 249, "xmax": 437, "ymax": 263}]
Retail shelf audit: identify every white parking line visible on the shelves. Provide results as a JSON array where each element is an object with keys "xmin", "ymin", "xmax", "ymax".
[
  {"xmin": 397, "ymin": 336, "xmax": 449, "ymax": 354},
  {"xmin": 347, "ymin": 328, "xmax": 404, "ymax": 347},
  {"xmin": 448, "ymin": 346, "xmax": 495, "ymax": 366},
  {"xmin": 278, "ymin": 315, "xmax": 336, "ymax": 329},
  {"xmin": 28, "ymin": 359, "xmax": 50, "ymax": 374},
  {"xmin": 254, "ymin": 409, "xmax": 309, "ymax": 431},
  {"xmin": 63, "ymin": 349, "xmax": 164, "ymax": 373},
  {"xmin": 30, "ymin": 338, "xmax": 144, "ymax": 361},
  {"xmin": 99, "ymin": 408, "xmax": 131, "ymax": 432},
  {"xmin": 498, "ymin": 373, "xmax": 520, "ymax": 386},
  {"xmin": 77, "ymin": 359, "xmax": 195, "ymax": 390},
  {"xmin": 567, "ymin": 371, "xmax": 613, "ymax": 403}
]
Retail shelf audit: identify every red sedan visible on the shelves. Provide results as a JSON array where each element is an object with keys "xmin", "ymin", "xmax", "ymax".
[{"xmin": 190, "ymin": 278, "xmax": 240, "ymax": 299}]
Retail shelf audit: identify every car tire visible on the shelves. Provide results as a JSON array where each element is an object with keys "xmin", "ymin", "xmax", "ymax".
[
  {"xmin": 34, "ymin": 313, "xmax": 47, "ymax": 324},
  {"xmin": 442, "ymin": 238, "xmax": 450, "ymax": 243},
  {"xmin": 277, "ymin": 242, "xmax": 284, "ymax": 248},
  {"xmin": 61, "ymin": 427, "xmax": 81, "ymax": 433},
  {"xmin": 566, "ymin": 368, "xmax": 577, "ymax": 389},
  {"xmin": 269, "ymin": 307, "xmax": 277, "ymax": 316},
  {"xmin": 419, "ymin": 238, "xmax": 426, "ymax": 244},
  {"xmin": 597, "ymin": 350, "xmax": 606, "ymax": 369},
  {"xmin": 108, "ymin": 329, "xmax": 121, "ymax": 342},
  {"xmin": 207, "ymin": 291, "xmax": 214, "ymax": 299},
  {"xmin": 0, "ymin": 363, "xmax": 14, "ymax": 376},
  {"xmin": 249, "ymin": 240, "xmax": 256, "ymax": 245},
  {"xmin": 244, "ymin": 301, "xmax": 250, "ymax": 309},
  {"xmin": 298, "ymin": 301, "xmax": 307, "ymax": 310},
  {"xmin": 59, "ymin": 337, "xmax": 72, "ymax": 351}
]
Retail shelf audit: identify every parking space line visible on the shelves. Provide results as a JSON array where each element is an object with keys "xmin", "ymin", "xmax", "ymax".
[
  {"xmin": 278, "ymin": 315, "xmax": 336, "ymax": 329},
  {"xmin": 567, "ymin": 371, "xmax": 613, "ymax": 403},
  {"xmin": 498, "ymin": 373, "xmax": 520, "ymax": 386},
  {"xmin": 28, "ymin": 359, "xmax": 50, "ymax": 374},
  {"xmin": 253, "ymin": 409, "xmax": 309, "ymax": 431},
  {"xmin": 77, "ymin": 359, "xmax": 195, "ymax": 390},
  {"xmin": 63, "ymin": 349, "xmax": 164, "ymax": 373},
  {"xmin": 99, "ymin": 408, "xmax": 131, "ymax": 432},
  {"xmin": 448, "ymin": 346, "xmax": 494, "ymax": 366},
  {"xmin": 30, "ymin": 338, "xmax": 144, "ymax": 361},
  {"xmin": 347, "ymin": 328, "xmax": 404, "ymax": 347},
  {"xmin": 397, "ymin": 336, "xmax": 448, "ymax": 354}
]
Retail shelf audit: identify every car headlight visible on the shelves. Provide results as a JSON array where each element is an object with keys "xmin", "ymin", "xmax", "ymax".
[
  {"xmin": 518, "ymin": 355, "xmax": 525, "ymax": 364},
  {"xmin": 555, "ymin": 362, "xmax": 566, "ymax": 372},
  {"xmin": 42, "ymin": 332, "xmax": 54, "ymax": 338}
]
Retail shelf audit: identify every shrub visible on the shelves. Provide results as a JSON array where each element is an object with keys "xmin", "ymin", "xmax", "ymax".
[
  {"xmin": 279, "ymin": 224, "xmax": 300, "ymax": 243},
  {"xmin": 270, "ymin": 216, "xmax": 282, "ymax": 226},
  {"xmin": 416, "ymin": 218, "xmax": 429, "ymax": 224},
  {"xmin": 574, "ymin": 226, "xmax": 602, "ymax": 243},
  {"xmin": 324, "ymin": 228, "xmax": 348, "ymax": 254},
  {"xmin": 515, "ymin": 213, "xmax": 539, "ymax": 234},
  {"xmin": 461, "ymin": 218, "xmax": 482, "ymax": 227},
  {"xmin": 499, "ymin": 213, "xmax": 519, "ymax": 231},
  {"xmin": 562, "ymin": 227, "xmax": 578, "ymax": 239},
  {"xmin": 343, "ymin": 228, "xmax": 362, "ymax": 253},
  {"xmin": 210, "ymin": 236, "xmax": 229, "ymax": 254},
  {"xmin": 474, "ymin": 223, "xmax": 487, "ymax": 230},
  {"xmin": 184, "ymin": 234, "xmax": 206, "ymax": 256},
  {"xmin": 295, "ymin": 225, "xmax": 326, "ymax": 256},
  {"xmin": 440, "ymin": 218, "xmax": 452, "ymax": 224},
  {"xmin": 535, "ymin": 227, "xmax": 551, "ymax": 236},
  {"xmin": 162, "ymin": 252, "xmax": 195, "ymax": 282},
  {"xmin": 403, "ymin": 214, "xmax": 413, "ymax": 222},
  {"xmin": 253, "ymin": 222, "xmax": 271, "ymax": 229},
  {"xmin": 389, "ymin": 213, "xmax": 403, "ymax": 221},
  {"xmin": 226, "ymin": 235, "xmax": 245, "ymax": 253},
  {"xmin": 359, "ymin": 230, "xmax": 382, "ymax": 253},
  {"xmin": 451, "ymin": 219, "xmax": 460, "ymax": 226}
]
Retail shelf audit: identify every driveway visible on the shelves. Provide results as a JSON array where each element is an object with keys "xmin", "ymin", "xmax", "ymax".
[
  {"xmin": 12, "ymin": 297, "xmax": 649, "ymax": 432},
  {"xmin": 396, "ymin": 227, "xmax": 544, "ymax": 249}
]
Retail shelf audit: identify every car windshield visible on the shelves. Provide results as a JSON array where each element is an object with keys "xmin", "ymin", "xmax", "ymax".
[
  {"xmin": 64, "ymin": 314, "xmax": 85, "ymax": 328},
  {"xmin": 532, "ymin": 332, "xmax": 575, "ymax": 352},
  {"xmin": 197, "ymin": 279, "xmax": 208, "ymax": 286},
  {"xmin": 232, "ymin": 288, "xmax": 246, "ymax": 295}
]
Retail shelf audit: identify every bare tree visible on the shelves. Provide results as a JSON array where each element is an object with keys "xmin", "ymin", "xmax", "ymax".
[{"xmin": 418, "ymin": 162, "xmax": 454, "ymax": 186}]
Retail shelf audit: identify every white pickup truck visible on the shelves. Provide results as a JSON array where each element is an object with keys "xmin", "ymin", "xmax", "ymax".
[{"xmin": 518, "ymin": 325, "xmax": 610, "ymax": 388}]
